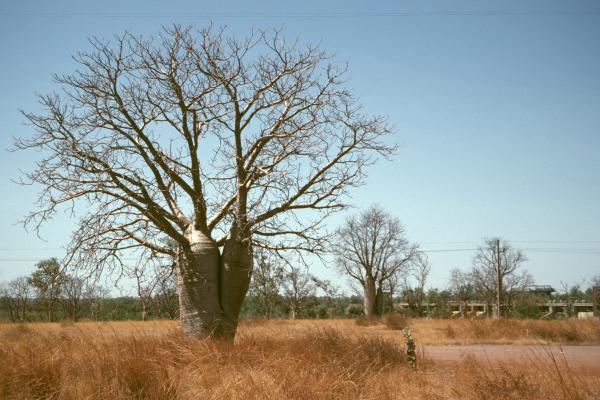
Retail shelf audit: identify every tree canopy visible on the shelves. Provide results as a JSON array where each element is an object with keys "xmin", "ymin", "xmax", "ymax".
[
  {"xmin": 15, "ymin": 25, "xmax": 396, "ymax": 338},
  {"xmin": 332, "ymin": 205, "xmax": 418, "ymax": 316},
  {"xmin": 16, "ymin": 25, "xmax": 395, "ymax": 276}
]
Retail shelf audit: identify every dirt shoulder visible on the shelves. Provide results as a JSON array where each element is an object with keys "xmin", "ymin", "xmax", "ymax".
[{"xmin": 422, "ymin": 344, "xmax": 600, "ymax": 369}]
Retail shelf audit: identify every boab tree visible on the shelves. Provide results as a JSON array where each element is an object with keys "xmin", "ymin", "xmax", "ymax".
[
  {"xmin": 471, "ymin": 238, "xmax": 530, "ymax": 318},
  {"xmin": 247, "ymin": 249, "xmax": 285, "ymax": 318},
  {"xmin": 15, "ymin": 26, "xmax": 395, "ymax": 339},
  {"xmin": 0, "ymin": 277, "xmax": 32, "ymax": 322},
  {"xmin": 281, "ymin": 264, "xmax": 317, "ymax": 319},
  {"xmin": 333, "ymin": 205, "xmax": 417, "ymax": 316}
]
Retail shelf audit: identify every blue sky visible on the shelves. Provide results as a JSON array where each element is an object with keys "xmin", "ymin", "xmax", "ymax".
[{"xmin": 0, "ymin": 0, "xmax": 599, "ymax": 293}]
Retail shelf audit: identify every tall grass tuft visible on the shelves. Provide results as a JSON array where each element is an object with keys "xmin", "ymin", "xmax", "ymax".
[{"xmin": 355, "ymin": 313, "xmax": 408, "ymax": 330}]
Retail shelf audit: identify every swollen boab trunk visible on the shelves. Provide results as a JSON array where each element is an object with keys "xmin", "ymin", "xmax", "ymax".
[
  {"xmin": 177, "ymin": 228, "xmax": 222, "ymax": 338},
  {"xmin": 220, "ymin": 231, "xmax": 252, "ymax": 339},
  {"xmin": 176, "ymin": 227, "xmax": 252, "ymax": 340},
  {"xmin": 363, "ymin": 279, "xmax": 377, "ymax": 317}
]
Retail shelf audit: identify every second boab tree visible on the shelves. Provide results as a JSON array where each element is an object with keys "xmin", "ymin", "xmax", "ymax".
[
  {"xmin": 15, "ymin": 25, "xmax": 395, "ymax": 339},
  {"xmin": 333, "ymin": 206, "xmax": 418, "ymax": 317}
]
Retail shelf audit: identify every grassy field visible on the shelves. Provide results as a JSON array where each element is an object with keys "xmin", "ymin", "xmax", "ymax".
[
  {"xmin": 372, "ymin": 317, "xmax": 600, "ymax": 345},
  {"xmin": 239, "ymin": 317, "xmax": 600, "ymax": 345},
  {"xmin": 0, "ymin": 318, "xmax": 599, "ymax": 399}
]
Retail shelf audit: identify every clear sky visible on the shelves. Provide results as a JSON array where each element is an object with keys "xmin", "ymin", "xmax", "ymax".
[{"xmin": 0, "ymin": 0, "xmax": 599, "ymax": 293}]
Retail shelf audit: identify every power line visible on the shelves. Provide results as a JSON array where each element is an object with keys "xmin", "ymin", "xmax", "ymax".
[
  {"xmin": 1, "ymin": 244, "xmax": 600, "ymax": 258},
  {"xmin": 0, "ymin": 10, "xmax": 599, "ymax": 19},
  {"xmin": 419, "ymin": 247, "xmax": 600, "ymax": 255},
  {"xmin": 420, "ymin": 248, "xmax": 478, "ymax": 253},
  {"xmin": 1, "ymin": 245, "xmax": 600, "ymax": 253},
  {"xmin": 521, "ymin": 248, "xmax": 600, "ymax": 255},
  {"xmin": 0, "ymin": 248, "xmax": 63, "ymax": 251},
  {"xmin": 0, "ymin": 257, "xmax": 141, "ymax": 262},
  {"xmin": 421, "ymin": 240, "xmax": 600, "ymax": 245},
  {"xmin": 513, "ymin": 241, "xmax": 600, "ymax": 244}
]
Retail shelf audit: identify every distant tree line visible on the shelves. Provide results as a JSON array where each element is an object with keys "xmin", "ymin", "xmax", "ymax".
[
  {"xmin": 0, "ymin": 258, "xmax": 178, "ymax": 322},
  {"xmin": 1, "ymin": 246, "xmax": 598, "ymax": 322}
]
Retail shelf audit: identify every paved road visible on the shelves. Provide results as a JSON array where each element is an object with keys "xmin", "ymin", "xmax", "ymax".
[{"xmin": 421, "ymin": 345, "xmax": 600, "ymax": 369}]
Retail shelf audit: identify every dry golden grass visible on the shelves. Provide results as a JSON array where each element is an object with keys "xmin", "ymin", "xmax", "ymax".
[
  {"xmin": 239, "ymin": 317, "xmax": 600, "ymax": 345},
  {"xmin": 0, "ymin": 319, "xmax": 599, "ymax": 399},
  {"xmin": 409, "ymin": 318, "xmax": 600, "ymax": 345}
]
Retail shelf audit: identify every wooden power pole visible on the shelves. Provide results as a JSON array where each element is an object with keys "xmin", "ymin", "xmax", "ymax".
[{"xmin": 495, "ymin": 239, "xmax": 502, "ymax": 319}]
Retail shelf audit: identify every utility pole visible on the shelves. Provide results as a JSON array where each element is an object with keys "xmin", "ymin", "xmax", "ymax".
[
  {"xmin": 593, "ymin": 286, "xmax": 600, "ymax": 324},
  {"xmin": 495, "ymin": 239, "xmax": 502, "ymax": 319}
]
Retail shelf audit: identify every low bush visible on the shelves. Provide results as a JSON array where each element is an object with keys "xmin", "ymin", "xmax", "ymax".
[
  {"xmin": 383, "ymin": 313, "xmax": 408, "ymax": 330},
  {"xmin": 355, "ymin": 314, "xmax": 381, "ymax": 327}
]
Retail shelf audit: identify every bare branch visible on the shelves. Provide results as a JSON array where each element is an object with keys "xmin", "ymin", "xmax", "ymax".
[{"xmin": 15, "ymin": 25, "xmax": 396, "ymax": 281}]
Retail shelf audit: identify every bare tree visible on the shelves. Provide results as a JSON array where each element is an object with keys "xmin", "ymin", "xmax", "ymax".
[
  {"xmin": 281, "ymin": 264, "xmax": 316, "ymax": 319},
  {"xmin": 313, "ymin": 278, "xmax": 340, "ymax": 318},
  {"xmin": 248, "ymin": 249, "xmax": 284, "ymax": 318},
  {"xmin": 15, "ymin": 26, "xmax": 395, "ymax": 338},
  {"xmin": 61, "ymin": 275, "xmax": 86, "ymax": 321},
  {"xmin": 412, "ymin": 252, "xmax": 431, "ymax": 315},
  {"xmin": 382, "ymin": 271, "xmax": 402, "ymax": 313},
  {"xmin": 152, "ymin": 272, "xmax": 179, "ymax": 319},
  {"xmin": 504, "ymin": 269, "xmax": 534, "ymax": 311},
  {"xmin": 471, "ymin": 238, "xmax": 528, "ymax": 318},
  {"xmin": 84, "ymin": 282, "xmax": 109, "ymax": 321},
  {"xmin": 449, "ymin": 268, "xmax": 474, "ymax": 318},
  {"xmin": 128, "ymin": 262, "xmax": 174, "ymax": 321},
  {"xmin": 332, "ymin": 205, "xmax": 417, "ymax": 316},
  {"xmin": 0, "ymin": 277, "xmax": 32, "ymax": 322}
]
